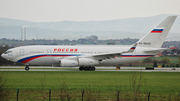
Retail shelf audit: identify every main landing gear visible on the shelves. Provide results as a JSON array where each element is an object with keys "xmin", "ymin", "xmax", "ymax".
[
  {"xmin": 25, "ymin": 65, "xmax": 30, "ymax": 71},
  {"xmin": 79, "ymin": 66, "xmax": 96, "ymax": 71}
]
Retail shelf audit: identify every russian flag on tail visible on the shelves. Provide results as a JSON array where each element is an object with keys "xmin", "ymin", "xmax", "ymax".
[
  {"xmin": 122, "ymin": 43, "xmax": 137, "ymax": 53},
  {"xmin": 130, "ymin": 43, "xmax": 137, "ymax": 50},
  {"xmin": 151, "ymin": 29, "xmax": 164, "ymax": 33},
  {"xmin": 130, "ymin": 47, "xmax": 136, "ymax": 49}
]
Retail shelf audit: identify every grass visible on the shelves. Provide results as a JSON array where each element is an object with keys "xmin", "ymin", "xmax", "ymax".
[
  {"xmin": 1, "ymin": 71, "xmax": 180, "ymax": 100},
  {"xmin": 1, "ymin": 71, "xmax": 180, "ymax": 92}
]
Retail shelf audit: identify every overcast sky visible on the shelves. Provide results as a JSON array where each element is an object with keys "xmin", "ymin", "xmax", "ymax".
[{"xmin": 0, "ymin": 0, "xmax": 180, "ymax": 22}]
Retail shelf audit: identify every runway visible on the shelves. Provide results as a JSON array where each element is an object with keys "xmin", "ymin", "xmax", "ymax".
[{"xmin": 0, "ymin": 66, "xmax": 180, "ymax": 72}]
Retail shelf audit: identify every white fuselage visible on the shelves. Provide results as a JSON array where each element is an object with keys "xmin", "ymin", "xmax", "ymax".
[
  {"xmin": 1, "ymin": 16, "xmax": 177, "ymax": 69},
  {"xmin": 1, "ymin": 45, "xmax": 155, "ymax": 67}
]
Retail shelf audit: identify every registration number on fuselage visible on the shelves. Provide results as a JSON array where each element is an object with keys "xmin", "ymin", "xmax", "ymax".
[{"xmin": 139, "ymin": 42, "xmax": 151, "ymax": 45}]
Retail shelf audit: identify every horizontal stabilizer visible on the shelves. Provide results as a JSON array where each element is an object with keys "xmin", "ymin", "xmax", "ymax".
[{"xmin": 144, "ymin": 48, "xmax": 169, "ymax": 53}]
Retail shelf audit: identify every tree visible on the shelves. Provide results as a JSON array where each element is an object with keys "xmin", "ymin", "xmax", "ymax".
[
  {"xmin": 161, "ymin": 57, "xmax": 171, "ymax": 64},
  {"xmin": 162, "ymin": 63, "xmax": 165, "ymax": 67},
  {"xmin": 85, "ymin": 35, "xmax": 98, "ymax": 41},
  {"xmin": 153, "ymin": 62, "xmax": 158, "ymax": 67},
  {"xmin": 179, "ymin": 56, "xmax": 180, "ymax": 65}
]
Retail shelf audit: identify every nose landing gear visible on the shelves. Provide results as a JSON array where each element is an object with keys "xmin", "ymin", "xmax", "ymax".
[{"xmin": 25, "ymin": 65, "xmax": 29, "ymax": 71}]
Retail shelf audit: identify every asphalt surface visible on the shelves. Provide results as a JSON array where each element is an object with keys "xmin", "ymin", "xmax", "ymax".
[{"xmin": 0, "ymin": 66, "xmax": 180, "ymax": 72}]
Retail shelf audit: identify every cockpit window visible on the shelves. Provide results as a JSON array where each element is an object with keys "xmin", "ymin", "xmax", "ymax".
[{"xmin": 4, "ymin": 50, "xmax": 12, "ymax": 54}]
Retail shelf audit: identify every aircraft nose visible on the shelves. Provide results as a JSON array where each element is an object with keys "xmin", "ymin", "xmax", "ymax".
[
  {"xmin": 1, "ymin": 53, "xmax": 5, "ymax": 58},
  {"xmin": 1, "ymin": 53, "xmax": 7, "ymax": 59},
  {"xmin": 1, "ymin": 53, "xmax": 9, "ymax": 60}
]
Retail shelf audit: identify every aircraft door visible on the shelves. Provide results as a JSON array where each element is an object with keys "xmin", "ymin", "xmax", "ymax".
[
  {"xmin": 47, "ymin": 49, "xmax": 52, "ymax": 56},
  {"xmin": 20, "ymin": 49, "xmax": 24, "ymax": 56}
]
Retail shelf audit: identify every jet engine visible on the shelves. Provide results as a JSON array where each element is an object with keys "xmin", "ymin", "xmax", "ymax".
[
  {"xmin": 60, "ymin": 58, "xmax": 100, "ymax": 67},
  {"xmin": 79, "ymin": 58, "xmax": 99, "ymax": 66},
  {"xmin": 60, "ymin": 60, "xmax": 78, "ymax": 67}
]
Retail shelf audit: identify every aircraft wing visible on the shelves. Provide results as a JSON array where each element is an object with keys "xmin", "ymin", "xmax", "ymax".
[
  {"xmin": 92, "ymin": 51, "xmax": 123, "ymax": 58},
  {"xmin": 86, "ymin": 43, "xmax": 138, "ymax": 59},
  {"xmin": 57, "ymin": 43, "xmax": 138, "ymax": 61}
]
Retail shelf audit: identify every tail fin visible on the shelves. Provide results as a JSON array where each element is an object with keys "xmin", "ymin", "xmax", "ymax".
[{"xmin": 137, "ymin": 16, "xmax": 177, "ymax": 48}]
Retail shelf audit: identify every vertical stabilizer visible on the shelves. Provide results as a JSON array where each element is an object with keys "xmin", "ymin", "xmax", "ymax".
[{"xmin": 137, "ymin": 16, "xmax": 177, "ymax": 48}]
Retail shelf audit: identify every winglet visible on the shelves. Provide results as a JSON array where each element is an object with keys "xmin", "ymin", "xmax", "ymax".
[{"xmin": 123, "ymin": 43, "xmax": 138, "ymax": 53}]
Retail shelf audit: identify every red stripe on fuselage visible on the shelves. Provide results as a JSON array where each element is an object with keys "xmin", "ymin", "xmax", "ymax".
[
  {"xmin": 22, "ymin": 55, "xmax": 45, "ymax": 63},
  {"xmin": 151, "ymin": 31, "xmax": 162, "ymax": 33},
  {"xmin": 21, "ymin": 55, "xmax": 153, "ymax": 63},
  {"xmin": 21, "ymin": 55, "xmax": 69, "ymax": 63}
]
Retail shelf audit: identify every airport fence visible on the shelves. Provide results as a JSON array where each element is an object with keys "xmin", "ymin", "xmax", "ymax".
[{"xmin": 5, "ymin": 88, "xmax": 180, "ymax": 101}]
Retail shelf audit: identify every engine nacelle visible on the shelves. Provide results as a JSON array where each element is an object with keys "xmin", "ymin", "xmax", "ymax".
[
  {"xmin": 79, "ymin": 58, "xmax": 99, "ymax": 66},
  {"xmin": 60, "ymin": 60, "xmax": 78, "ymax": 67}
]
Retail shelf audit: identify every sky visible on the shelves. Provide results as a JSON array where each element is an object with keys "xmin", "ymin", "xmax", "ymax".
[{"xmin": 0, "ymin": 0, "xmax": 180, "ymax": 22}]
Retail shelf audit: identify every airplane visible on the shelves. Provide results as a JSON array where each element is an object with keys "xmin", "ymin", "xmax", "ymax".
[{"xmin": 1, "ymin": 16, "xmax": 177, "ymax": 71}]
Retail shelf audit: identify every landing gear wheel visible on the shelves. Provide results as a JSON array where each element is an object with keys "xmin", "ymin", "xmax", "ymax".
[
  {"xmin": 79, "ymin": 66, "xmax": 96, "ymax": 71},
  {"xmin": 84, "ymin": 67, "xmax": 88, "ymax": 71},
  {"xmin": 92, "ymin": 67, "xmax": 95, "ymax": 71},
  {"xmin": 25, "ymin": 66, "xmax": 29, "ymax": 71},
  {"xmin": 87, "ymin": 66, "xmax": 91, "ymax": 71},
  {"xmin": 79, "ymin": 66, "xmax": 84, "ymax": 71}
]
